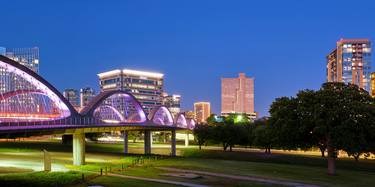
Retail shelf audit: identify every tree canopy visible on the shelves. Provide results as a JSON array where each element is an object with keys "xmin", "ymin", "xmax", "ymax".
[{"xmin": 269, "ymin": 82, "xmax": 375, "ymax": 175}]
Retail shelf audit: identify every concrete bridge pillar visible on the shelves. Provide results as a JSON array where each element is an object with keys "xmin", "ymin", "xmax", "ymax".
[
  {"xmin": 171, "ymin": 130, "xmax": 176, "ymax": 156},
  {"xmin": 73, "ymin": 132, "xmax": 85, "ymax": 166},
  {"xmin": 185, "ymin": 132, "xmax": 189, "ymax": 147},
  {"xmin": 123, "ymin": 130, "xmax": 128, "ymax": 155},
  {"xmin": 144, "ymin": 130, "xmax": 151, "ymax": 155}
]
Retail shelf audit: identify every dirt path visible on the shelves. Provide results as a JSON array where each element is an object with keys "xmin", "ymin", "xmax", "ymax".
[{"xmin": 156, "ymin": 167, "xmax": 320, "ymax": 187}]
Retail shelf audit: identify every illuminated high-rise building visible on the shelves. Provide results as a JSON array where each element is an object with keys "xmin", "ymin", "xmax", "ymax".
[
  {"xmin": 327, "ymin": 39, "xmax": 371, "ymax": 92},
  {"xmin": 162, "ymin": 93, "xmax": 181, "ymax": 117},
  {"xmin": 183, "ymin": 110, "xmax": 195, "ymax": 120},
  {"xmin": 63, "ymin": 89, "xmax": 80, "ymax": 109},
  {"xmin": 98, "ymin": 69, "xmax": 164, "ymax": 114},
  {"xmin": 194, "ymin": 102, "xmax": 211, "ymax": 123},
  {"xmin": 371, "ymin": 72, "xmax": 375, "ymax": 97},
  {"xmin": 80, "ymin": 87, "xmax": 96, "ymax": 109},
  {"xmin": 3, "ymin": 47, "xmax": 39, "ymax": 73},
  {"xmin": 0, "ymin": 47, "xmax": 40, "ymax": 111},
  {"xmin": 221, "ymin": 73, "xmax": 256, "ymax": 119}
]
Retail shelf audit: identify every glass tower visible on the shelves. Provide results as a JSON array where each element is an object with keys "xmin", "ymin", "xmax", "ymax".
[
  {"xmin": 4, "ymin": 47, "xmax": 39, "ymax": 73},
  {"xmin": 327, "ymin": 39, "xmax": 372, "ymax": 92},
  {"xmin": 0, "ymin": 47, "xmax": 40, "ymax": 112}
]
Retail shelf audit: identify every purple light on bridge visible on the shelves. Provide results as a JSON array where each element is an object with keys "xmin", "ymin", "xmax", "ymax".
[
  {"xmin": 151, "ymin": 106, "xmax": 174, "ymax": 126},
  {"xmin": 92, "ymin": 93, "xmax": 147, "ymax": 123},
  {"xmin": 187, "ymin": 119, "xmax": 196, "ymax": 130},
  {"xmin": 0, "ymin": 59, "xmax": 71, "ymax": 122},
  {"xmin": 176, "ymin": 113, "xmax": 187, "ymax": 128}
]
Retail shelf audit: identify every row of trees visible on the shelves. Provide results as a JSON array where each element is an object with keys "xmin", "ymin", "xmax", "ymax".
[
  {"xmin": 193, "ymin": 114, "xmax": 271, "ymax": 152},
  {"xmin": 194, "ymin": 82, "xmax": 375, "ymax": 175}
]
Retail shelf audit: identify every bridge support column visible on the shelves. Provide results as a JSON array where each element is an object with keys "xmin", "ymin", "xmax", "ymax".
[
  {"xmin": 124, "ymin": 131, "xmax": 128, "ymax": 155},
  {"xmin": 171, "ymin": 130, "xmax": 176, "ymax": 156},
  {"xmin": 144, "ymin": 130, "xmax": 151, "ymax": 155},
  {"xmin": 185, "ymin": 132, "xmax": 189, "ymax": 147},
  {"xmin": 73, "ymin": 133, "xmax": 85, "ymax": 166}
]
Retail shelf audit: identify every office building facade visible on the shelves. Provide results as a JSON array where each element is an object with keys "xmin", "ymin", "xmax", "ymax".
[
  {"xmin": 0, "ymin": 47, "xmax": 40, "ymax": 113},
  {"xmin": 98, "ymin": 69, "xmax": 163, "ymax": 114},
  {"xmin": 63, "ymin": 89, "xmax": 80, "ymax": 109},
  {"xmin": 80, "ymin": 87, "xmax": 96, "ymax": 109},
  {"xmin": 0, "ymin": 47, "xmax": 40, "ymax": 91},
  {"xmin": 162, "ymin": 93, "xmax": 181, "ymax": 117},
  {"xmin": 194, "ymin": 102, "xmax": 211, "ymax": 123},
  {"xmin": 327, "ymin": 39, "xmax": 371, "ymax": 92},
  {"xmin": 183, "ymin": 110, "xmax": 195, "ymax": 120},
  {"xmin": 221, "ymin": 73, "xmax": 256, "ymax": 119}
]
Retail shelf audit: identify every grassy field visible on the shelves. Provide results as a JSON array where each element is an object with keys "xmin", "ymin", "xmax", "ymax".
[
  {"xmin": 0, "ymin": 171, "xmax": 87, "ymax": 187},
  {"xmin": 0, "ymin": 141, "xmax": 374, "ymax": 186}
]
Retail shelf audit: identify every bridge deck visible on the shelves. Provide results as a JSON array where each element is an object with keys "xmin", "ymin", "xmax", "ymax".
[{"xmin": 0, "ymin": 123, "xmax": 185, "ymax": 137}]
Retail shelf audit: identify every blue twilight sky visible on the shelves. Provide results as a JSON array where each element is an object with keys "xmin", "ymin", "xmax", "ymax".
[{"xmin": 0, "ymin": 0, "xmax": 374, "ymax": 117}]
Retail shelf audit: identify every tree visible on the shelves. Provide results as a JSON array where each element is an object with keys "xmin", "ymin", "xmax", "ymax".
[
  {"xmin": 314, "ymin": 83, "xmax": 375, "ymax": 174},
  {"xmin": 253, "ymin": 119, "xmax": 275, "ymax": 154},
  {"xmin": 207, "ymin": 114, "xmax": 249, "ymax": 151},
  {"xmin": 269, "ymin": 82, "xmax": 375, "ymax": 175},
  {"xmin": 206, "ymin": 114, "xmax": 219, "ymax": 125},
  {"xmin": 241, "ymin": 123, "xmax": 256, "ymax": 148},
  {"xmin": 128, "ymin": 131, "xmax": 142, "ymax": 143},
  {"xmin": 222, "ymin": 114, "xmax": 249, "ymax": 151},
  {"xmin": 193, "ymin": 124, "xmax": 210, "ymax": 150},
  {"xmin": 339, "ymin": 103, "xmax": 375, "ymax": 161}
]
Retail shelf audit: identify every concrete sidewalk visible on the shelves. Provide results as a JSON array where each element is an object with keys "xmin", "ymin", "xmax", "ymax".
[
  {"xmin": 157, "ymin": 167, "xmax": 320, "ymax": 187},
  {"xmin": 107, "ymin": 173, "xmax": 209, "ymax": 187}
]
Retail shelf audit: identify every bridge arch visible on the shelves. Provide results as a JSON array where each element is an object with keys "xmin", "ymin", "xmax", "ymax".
[
  {"xmin": 175, "ymin": 113, "xmax": 187, "ymax": 128},
  {"xmin": 148, "ymin": 106, "xmax": 174, "ymax": 126},
  {"xmin": 0, "ymin": 55, "xmax": 78, "ymax": 122},
  {"xmin": 187, "ymin": 119, "xmax": 196, "ymax": 130},
  {"xmin": 80, "ymin": 90, "xmax": 147, "ymax": 124}
]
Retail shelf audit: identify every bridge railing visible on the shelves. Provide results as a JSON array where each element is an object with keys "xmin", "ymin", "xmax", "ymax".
[
  {"xmin": 0, "ymin": 117, "xmax": 192, "ymax": 130},
  {"xmin": 0, "ymin": 117, "xmax": 105, "ymax": 127}
]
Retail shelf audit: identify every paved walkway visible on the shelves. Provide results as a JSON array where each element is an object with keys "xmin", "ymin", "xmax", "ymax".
[
  {"xmin": 156, "ymin": 167, "xmax": 320, "ymax": 187},
  {"xmin": 106, "ymin": 173, "xmax": 209, "ymax": 187},
  {"xmin": 76, "ymin": 169, "xmax": 208, "ymax": 187}
]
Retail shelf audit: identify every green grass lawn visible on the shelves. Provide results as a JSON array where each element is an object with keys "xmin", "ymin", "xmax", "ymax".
[
  {"xmin": 0, "ymin": 141, "xmax": 375, "ymax": 187},
  {"xmin": 0, "ymin": 171, "xmax": 87, "ymax": 187},
  {"xmin": 181, "ymin": 148, "xmax": 375, "ymax": 172},
  {"xmin": 151, "ymin": 157, "xmax": 375, "ymax": 187}
]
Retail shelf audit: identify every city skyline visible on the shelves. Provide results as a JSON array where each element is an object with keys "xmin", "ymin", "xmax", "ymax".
[{"xmin": 1, "ymin": 0, "xmax": 375, "ymax": 117}]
